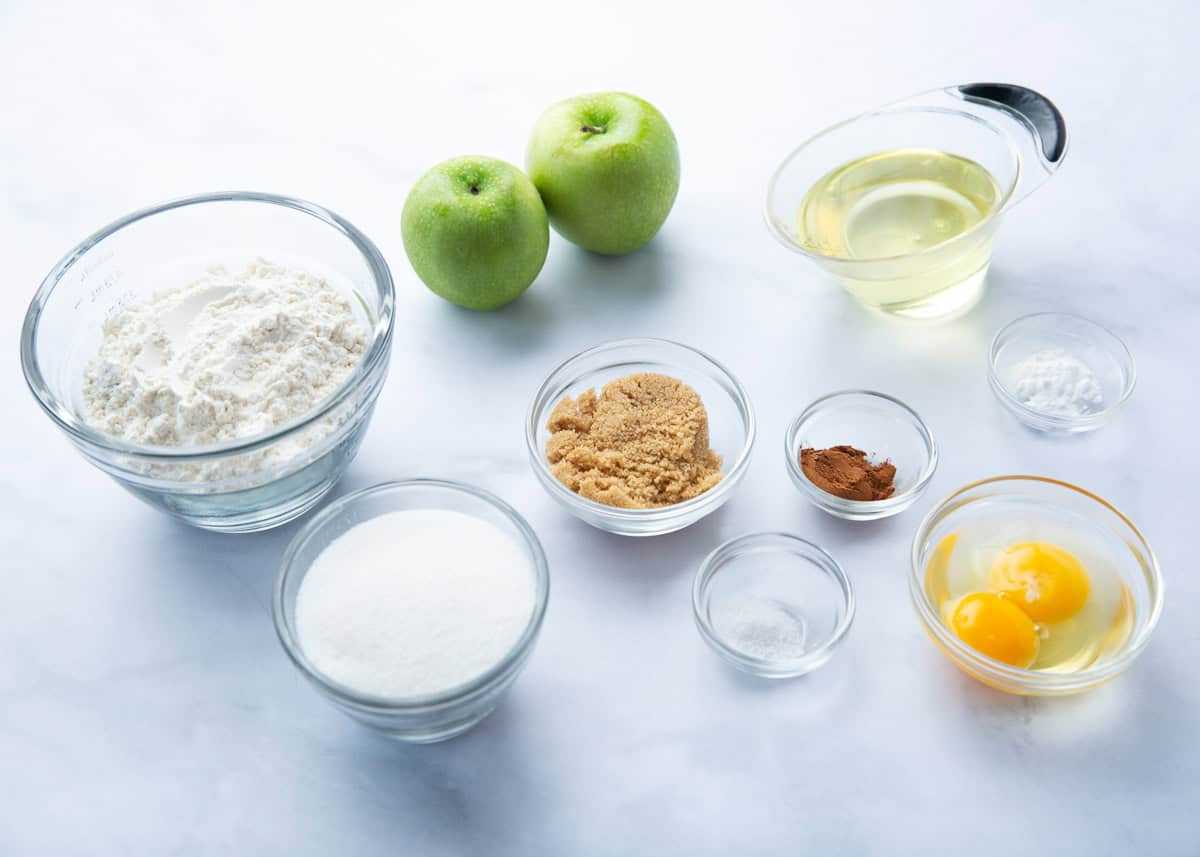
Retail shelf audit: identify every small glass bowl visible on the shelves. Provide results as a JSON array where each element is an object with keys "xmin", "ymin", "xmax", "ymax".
[
  {"xmin": 693, "ymin": 533, "xmax": 854, "ymax": 678},
  {"xmin": 525, "ymin": 338, "xmax": 756, "ymax": 537},
  {"xmin": 785, "ymin": 390, "xmax": 937, "ymax": 521},
  {"xmin": 19, "ymin": 192, "xmax": 395, "ymax": 532},
  {"xmin": 910, "ymin": 476, "xmax": 1163, "ymax": 696},
  {"xmin": 989, "ymin": 312, "xmax": 1135, "ymax": 433},
  {"xmin": 273, "ymin": 480, "xmax": 550, "ymax": 743}
]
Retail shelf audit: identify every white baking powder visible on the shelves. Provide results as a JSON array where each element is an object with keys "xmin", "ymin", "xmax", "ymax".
[
  {"xmin": 295, "ymin": 509, "xmax": 536, "ymax": 698},
  {"xmin": 83, "ymin": 258, "xmax": 366, "ymax": 447},
  {"xmin": 1011, "ymin": 348, "xmax": 1104, "ymax": 417}
]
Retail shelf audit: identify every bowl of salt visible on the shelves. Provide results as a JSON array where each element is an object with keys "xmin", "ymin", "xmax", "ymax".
[{"xmin": 692, "ymin": 532, "xmax": 855, "ymax": 679}]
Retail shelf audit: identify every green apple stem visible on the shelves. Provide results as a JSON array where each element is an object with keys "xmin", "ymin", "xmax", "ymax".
[{"xmin": 580, "ymin": 125, "xmax": 605, "ymax": 134}]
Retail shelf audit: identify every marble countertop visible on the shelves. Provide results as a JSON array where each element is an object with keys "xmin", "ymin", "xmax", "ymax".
[{"xmin": 3, "ymin": 1, "xmax": 1197, "ymax": 854}]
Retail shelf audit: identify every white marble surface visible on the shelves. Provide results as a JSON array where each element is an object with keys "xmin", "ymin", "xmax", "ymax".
[{"xmin": 3, "ymin": 1, "xmax": 1198, "ymax": 854}]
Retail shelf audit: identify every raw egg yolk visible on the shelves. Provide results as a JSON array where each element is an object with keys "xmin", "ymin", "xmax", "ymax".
[
  {"xmin": 988, "ymin": 542, "xmax": 1090, "ymax": 624},
  {"xmin": 950, "ymin": 592, "xmax": 1040, "ymax": 669}
]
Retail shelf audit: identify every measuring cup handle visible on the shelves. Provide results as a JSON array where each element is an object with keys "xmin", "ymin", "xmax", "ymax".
[{"xmin": 956, "ymin": 83, "xmax": 1067, "ymax": 164}]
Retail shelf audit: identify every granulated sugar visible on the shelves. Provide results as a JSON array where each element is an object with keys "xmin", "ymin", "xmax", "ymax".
[{"xmin": 295, "ymin": 510, "xmax": 535, "ymax": 698}]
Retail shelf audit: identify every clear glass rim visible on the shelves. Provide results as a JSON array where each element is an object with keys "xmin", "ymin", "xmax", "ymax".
[
  {"xmin": 784, "ymin": 389, "xmax": 939, "ymax": 514},
  {"xmin": 272, "ymin": 479, "xmax": 551, "ymax": 711},
  {"xmin": 19, "ymin": 191, "xmax": 396, "ymax": 461},
  {"xmin": 692, "ymin": 532, "xmax": 855, "ymax": 674},
  {"xmin": 988, "ymin": 312, "xmax": 1137, "ymax": 430},
  {"xmin": 762, "ymin": 102, "xmax": 1020, "ymax": 264},
  {"xmin": 524, "ymin": 337, "xmax": 757, "ymax": 523},
  {"xmin": 908, "ymin": 475, "xmax": 1164, "ymax": 693}
]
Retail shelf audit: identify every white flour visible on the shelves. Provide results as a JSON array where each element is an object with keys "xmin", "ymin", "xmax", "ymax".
[
  {"xmin": 83, "ymin": 259, "xmax": 366, "ymax": 449},
  {"xmin": 295, "ymin": 509, "xmax": 535, "ymax": 698},
  {"xmin": 1011, "ymin": 348, "xmax": 1104, "ymax": 417}
]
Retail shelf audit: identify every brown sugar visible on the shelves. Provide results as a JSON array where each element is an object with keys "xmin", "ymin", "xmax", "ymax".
[
  {"xmin": 800, "ymin": 445, "xmax": 896, "ymax": 501},
  {"xmin": 545, "ymin": 372, "xmax": 724, "ymax": 509}
]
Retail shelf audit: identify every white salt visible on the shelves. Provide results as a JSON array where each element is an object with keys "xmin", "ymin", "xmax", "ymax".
[
  {"xmin": 295, "ymin": 509, "xmax": 535, "ymax": 698},
  {"xmin": 717, "ymin": 595, "xmax": 808, "ymax": 661}
]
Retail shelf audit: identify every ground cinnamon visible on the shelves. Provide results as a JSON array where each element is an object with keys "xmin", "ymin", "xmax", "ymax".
[{"xmin": 800, "ymin": 445, "xmax": 896, "ymax": 501}]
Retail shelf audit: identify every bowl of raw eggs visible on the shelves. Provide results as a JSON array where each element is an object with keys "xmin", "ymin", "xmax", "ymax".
[{"xmin": 909, "ymin": 476, "xmax": 1163, "ymax": 695}]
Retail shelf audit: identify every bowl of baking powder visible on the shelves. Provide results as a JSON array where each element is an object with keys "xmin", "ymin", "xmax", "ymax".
[{"xmin": 988, "ymin": 312, "xmax": 1135, "ymax": 434}]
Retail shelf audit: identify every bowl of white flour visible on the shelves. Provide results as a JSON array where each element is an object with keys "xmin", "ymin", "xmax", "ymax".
[
  {"xmin": 20, "ymin": 192, "xmax": 395, "ymax": 532},
  {"xmin": 273, "ymin": 479, "xmax": 550, "ymax": 742}
]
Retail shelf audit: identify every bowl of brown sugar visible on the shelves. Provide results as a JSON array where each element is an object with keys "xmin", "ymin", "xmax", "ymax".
[
  {"xmin": 526, "ymin": 339, "xmax": 756, "ymax": 536},
  {"xmin": 785, "ymin": 390, "xmax": 937, "ymax": 521}
]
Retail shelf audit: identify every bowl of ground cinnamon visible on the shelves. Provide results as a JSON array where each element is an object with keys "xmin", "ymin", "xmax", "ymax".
[
  {"xmin": 526, "ymin": 339, "xmax": 756, "ymax": 536},
  {"xmin": 785, "ymin": 390, "xmax": 937, "ymax": 521}
]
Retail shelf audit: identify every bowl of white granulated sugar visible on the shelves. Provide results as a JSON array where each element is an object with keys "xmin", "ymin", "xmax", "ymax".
[
  {"xmin": 273, "ymin": 480, "xmax": 550, "ymax": 742},
  {"xmin": 988, "ymin": 312, "xmax": 1136, "ymax": 434},
  {"xmin": 20, "ymin": 192, "xmax": 395, "ymax": 532}
]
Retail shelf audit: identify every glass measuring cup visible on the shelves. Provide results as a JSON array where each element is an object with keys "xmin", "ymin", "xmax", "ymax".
[{"xmin": 765, "ymin": 83, "xmax": 1068, "ymax": 320}]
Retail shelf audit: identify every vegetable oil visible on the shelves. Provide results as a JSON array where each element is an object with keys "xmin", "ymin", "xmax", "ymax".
[{"xmin": 796, "ymin": 149, "xmax": 1005, "ymax": 318}]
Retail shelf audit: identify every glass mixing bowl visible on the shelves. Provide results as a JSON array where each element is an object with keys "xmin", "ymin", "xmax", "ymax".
[
  {"xmin": 910, "ymin": 476, "xmax": 1163, "ymax": 695},
  {"xmin": 525, "ymin": 338, "xmax": 756, "ymax": 537},
  {"xmin": 273, "ymin": 480, "xmax": 550, "ymax": 743},
  {"xmin": 19, "ymin": 192, "xmax": 394, "ymax": 532}
]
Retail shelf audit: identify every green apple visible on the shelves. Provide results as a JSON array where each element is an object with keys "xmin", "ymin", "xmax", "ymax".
[
  {"xmin": 526, "ymin": 92, "xmax": 680, "ymax": 255},
  {"xmin": 401, "ymin": 156, "xmax": 549, "ymax": 311}
]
